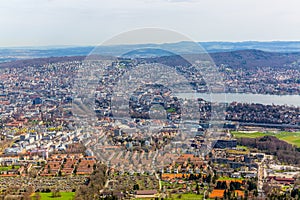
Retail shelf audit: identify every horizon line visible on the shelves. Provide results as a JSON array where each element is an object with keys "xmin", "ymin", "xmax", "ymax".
[{"xmin": 1, "ymin": 40, "xmax": 300, "ymax": 49}]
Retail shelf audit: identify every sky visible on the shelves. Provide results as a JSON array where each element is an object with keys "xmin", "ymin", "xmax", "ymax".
[{"xmin": 1, "ymin": 0, "xmax": 300, "ymax": 47}]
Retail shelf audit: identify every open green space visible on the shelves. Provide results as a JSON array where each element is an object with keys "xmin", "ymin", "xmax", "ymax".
[
  {"xmin": 231, "ymin": 131, "xmax": 300, "ymax": 147},
  {"xmin": 33, "ymin": 192, "xmax": 75, "ymax": 200},
  {"xmin": 165, "ymin": 193, "xmax": 204, "ymax": 199},
  {"xmin": 0, "ymin": 165, "xmax": 20, "ymax": 171},
  {"xmin": 217, "ymin": 176, "xmax": 244, "ymax": 181},
  {"xmin": 166, "ymin": 108, "xmax": 176, "ymax": 113}
]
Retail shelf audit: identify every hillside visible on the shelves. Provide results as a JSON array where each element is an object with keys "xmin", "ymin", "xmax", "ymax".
[
  {"xmin": 237, "ymin": 135, "xmax": 300, "ymax": 165},
  {"xmin": 1, "ymin": 49, "xmax": 300, "ymax": 70},
  {"xmin": 211, "ymin": 49, "xmax": 300, "ymax": 69}
]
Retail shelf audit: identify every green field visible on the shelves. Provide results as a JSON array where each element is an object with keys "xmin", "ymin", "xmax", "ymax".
[
  {"xmin": 33, "ymin": 192, "xmax": 75, "ymax": 200},
  {"xmin": 217, "ymin": 176, "xmax": 244, "ymax": 181},
  {"xmin": 0, "ymin": 165, "xmax": 20, "ymax": 171},
  {"xmin": 232, "ymin": 131, "xmax": 300, "ymax": 147},
  {"xmin": 167, "ymin": 193, "xmax": 204, "ymax": 199}
]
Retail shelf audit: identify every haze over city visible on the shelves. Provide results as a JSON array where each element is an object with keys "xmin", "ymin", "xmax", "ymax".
[{"xmin": 1, "ymin": 0, "xmax": 300, "ymax": 46}]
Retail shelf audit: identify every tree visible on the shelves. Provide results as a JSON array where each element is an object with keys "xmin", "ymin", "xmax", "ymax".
[
  {"xmin": 206, "ymin": 174, "xmax": 212, "ymax": 184},
  {"xmin": 75, "ymin": 163, "xmax": 108, "ymax": 200},
  {"xmin": 291, "ymin": 188, "xmax": 299, "ymax": 198},
  {"xmin": 23, "ymin": 186, "xmax": 34, "ymax": 200},
  {"xmin": 51, "ymin": 189, "xmax": 61, "ymax": 198},
  {"xmin": 196, "ymin": 183, "xmax": 200, "ymax": 195},
  {"xmin": 133, "ymin": 184, "xmax": 139, "ymax": 190},
  {"xmin": 227, "ymin": 190, "xmax": 232, "ymax": 199},
  {"xmin": 244, "ymin": 190, "xmax": 249, "ymax": 200},
  {"xmin": 34, "ymin": 193, "xmax": 41, "ymax": 200},
  {"xmin": 224, "ymin": 189, "xmax": 227, "ymax": 199},
  {"xmin": 73, "ymin": 166, "xmax": 77, "ymax": 174},
  {"xmin": 212, "ymin": 174, "xmax": 218, "ymax": 184},
  {"xmin": 253, "ymin": 189, "xmax": 258, "ymax": 197},
  {"xmin": 198, "ymin": 173, "xmax": 202, "ymax": 180},
  {"xmin": 247, "ymin": 180, "xmax": 257, "ymax": 191},
  {"xmin": 189, "ymin": 174, "xmax": 193, "ymax": 180}
]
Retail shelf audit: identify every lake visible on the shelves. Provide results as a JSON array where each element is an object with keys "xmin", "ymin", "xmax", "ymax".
[{"xmin": 176, "ymin": 93, "xmax": 300, "ymax": 107}]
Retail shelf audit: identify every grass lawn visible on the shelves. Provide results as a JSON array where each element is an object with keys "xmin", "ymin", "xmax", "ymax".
[
  {"xmin": 33, "ymin": 192, "xmax": 75, "ymax": 200},
  {"xmin": 161, "ymin": 181, "xmax": 172, "ymax": 187},
  {"xmin": 237, "ymin": 145, "xmax": 249, "ymax": 150},
  {"xmin": 217, "ymin": 176, "xmax": 244, "ymax": 181},
  {"xmin": 0, "ymin": 165, "xmax": 20, "ymax": 171},
  {"xmin": 167, "ymin": 193, "xmax": 204, "ymax": 199},
  {"xmin": 231, "ymin": 131, "xmax": 300, "ymax": 147}
]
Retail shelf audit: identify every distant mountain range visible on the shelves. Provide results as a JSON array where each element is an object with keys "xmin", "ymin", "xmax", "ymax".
[{"xmin": 1, "ymin": 41, "xmax": 300, "ymax": 63}]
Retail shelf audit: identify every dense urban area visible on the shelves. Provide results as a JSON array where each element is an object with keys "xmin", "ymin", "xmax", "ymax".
[{"xmin": 0, "ymin": 50, "xmax": 300, "ymax": 200}]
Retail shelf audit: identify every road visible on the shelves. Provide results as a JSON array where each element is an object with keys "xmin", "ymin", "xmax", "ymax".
[{"xmin": 257, "ymin": 154, "xmax": 267, "ymax": 198}]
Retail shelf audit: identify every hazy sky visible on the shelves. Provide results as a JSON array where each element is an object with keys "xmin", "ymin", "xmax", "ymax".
[{"xmin": 1, "ymin": 0, "xmax": 300, "ymax": 47}]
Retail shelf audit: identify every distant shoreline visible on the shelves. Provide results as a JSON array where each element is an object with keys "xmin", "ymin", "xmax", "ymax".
[{"xmin": 176, "ymin": 93, "xmax": 300, "ymax": 107}]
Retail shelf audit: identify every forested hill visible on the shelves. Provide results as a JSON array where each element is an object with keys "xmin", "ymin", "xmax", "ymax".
[
  {"xmin": 237, "ymin": 136, "xmax": 300, "ymax": 165},
  {"xmin": 144, "ymin": 49, "xmax": 300, "ymax": 69},
  {"xmin": 210, "ymin": 49, "xmax": 300, "ymax": 69},
  {"xmin": 1, "ymin": 49, "xmax": 300, "ymax": 70}
]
